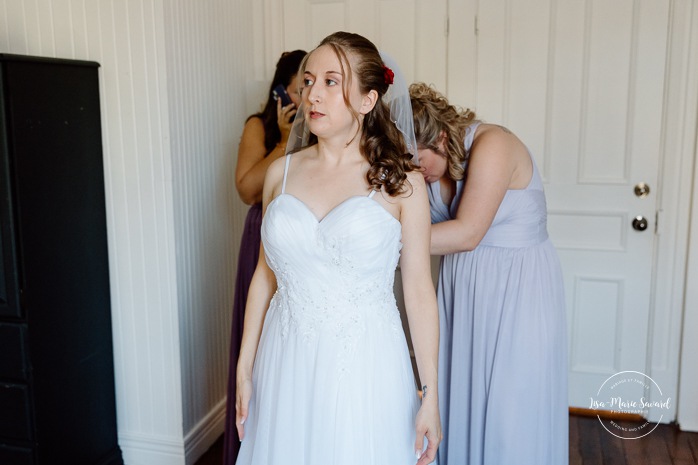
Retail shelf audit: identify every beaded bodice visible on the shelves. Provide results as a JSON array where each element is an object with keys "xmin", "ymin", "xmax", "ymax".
[
  {"xmin": 260, "ymin": 156, "xmax": 405, "ymax": 368},
  {"xmin": 262, "ymin": 192, "xmax": 403, "ymax": 339}
]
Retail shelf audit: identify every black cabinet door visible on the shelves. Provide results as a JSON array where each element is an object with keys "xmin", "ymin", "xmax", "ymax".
[
  {"xmin": 0, "ymin": 69, "xmax": 21, "ymax": 319},
  {"xmin": 0, "ymin": 54, "xmax": 122, "ymax": 465}
]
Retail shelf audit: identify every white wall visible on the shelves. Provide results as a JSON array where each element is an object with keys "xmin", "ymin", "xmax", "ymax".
[
  {"xmin": 162, "ymin": 0, "xmax": 252, "ymax": 459},
  {"xmin": 651, "ymin": 0, "xmax": 698, "ymax": 430},
  {"xmin": 679, "ymin": 154, "xmax": 698, "ymax": 431},
  {"xmin": 0, "ymin": 1, "xmax": 253, "ymax": 463},
  {"xmin": 677, "ymin": 0, "xmax": 698, "ymax": 431}
]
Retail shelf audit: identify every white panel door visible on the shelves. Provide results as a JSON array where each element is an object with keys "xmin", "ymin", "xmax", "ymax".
[
  {"xmin": 275, "ymin": 0, "xmax": 448, "ymax": 90},
  {"xmin": 471, "ymin": 0, "xmax": 670, "ymax": 410}
]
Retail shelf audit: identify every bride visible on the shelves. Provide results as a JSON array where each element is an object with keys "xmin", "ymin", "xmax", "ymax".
[{"xmin": 234, "ymin": 31, "xmax": 441, "ymax": 465}]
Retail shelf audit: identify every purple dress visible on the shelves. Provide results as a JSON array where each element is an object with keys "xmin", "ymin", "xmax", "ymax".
[
  {"xmin": 430, "ymin": 123, "xmax": 568, "ymax": 465},
  {"xmin": 223, "ymin": 202, "xmax": 262, "ymax": 464}
]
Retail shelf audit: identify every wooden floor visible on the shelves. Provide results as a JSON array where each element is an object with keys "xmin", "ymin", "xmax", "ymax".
[
  {"xmin": 570, "ymin": 415, "xmax": 698, "ymax": 465},
  {"xmin": 196, "ymin": 414, "xmax": 698, "ymax": 465},
  {"xmin": 195, "ymin": 434, "xmax": 223, "ymax": 465}
]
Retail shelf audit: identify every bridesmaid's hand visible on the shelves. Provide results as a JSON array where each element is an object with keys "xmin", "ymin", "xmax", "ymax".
[
  {"xmin": 276, "ymin": 99, "xmax": 296, "ymax": 143},
  {"xmin": 236, "ymin": 377, "xmax": 253, "ymax": 440},
  {"xmin": 414, "ymin": 397, "xmax": 441, "ymax": 465}
]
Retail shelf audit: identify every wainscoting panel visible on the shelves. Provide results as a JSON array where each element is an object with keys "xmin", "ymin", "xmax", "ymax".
[{"xmin": 0, "ymin": 0, "xmax": 254, "ymax": 463}]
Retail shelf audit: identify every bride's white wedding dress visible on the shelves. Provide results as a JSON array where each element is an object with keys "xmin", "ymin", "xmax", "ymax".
[{"xmin": 235, "ymin": 154, "xmax": 421, "ymax": 464}]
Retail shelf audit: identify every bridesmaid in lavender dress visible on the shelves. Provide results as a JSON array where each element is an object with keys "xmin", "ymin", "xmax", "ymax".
[
  {"xmin": 410, "ymin": 83, "xmax": 568, "ymax": 465},
  {"xmin": 223, "ymin": 49, "xmax": 305, "ymax": 464}
]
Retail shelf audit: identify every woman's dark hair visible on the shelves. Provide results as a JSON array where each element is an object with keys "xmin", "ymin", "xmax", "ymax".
[
  {"xmin": 299, "ymin": 31, "xmax": 417, "ymax": 196},
  {"xmin": 252, "ymin": 50, "xmax": 306, "ymax": 153}
]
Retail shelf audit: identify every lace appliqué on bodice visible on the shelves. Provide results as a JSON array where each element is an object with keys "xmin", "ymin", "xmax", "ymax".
[{"xmin": 262, "ymin": 193, "xmax": 404, "ymax": 376}]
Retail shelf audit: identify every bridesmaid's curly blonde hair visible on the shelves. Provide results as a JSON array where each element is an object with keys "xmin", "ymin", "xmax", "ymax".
[{"xmin": 409, "ymin": 83, "xmax": 478, "ymax": 181}]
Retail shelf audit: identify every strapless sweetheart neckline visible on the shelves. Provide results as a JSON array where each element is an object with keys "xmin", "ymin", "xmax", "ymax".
[{"xmin": 268, "ymin": 192, "xmax": 400, "ymax": 226}]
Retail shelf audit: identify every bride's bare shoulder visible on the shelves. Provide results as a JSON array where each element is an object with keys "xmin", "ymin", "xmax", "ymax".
[{"xmin": 265, "ymin": 156, "xmax": 286, "ymax": 188}]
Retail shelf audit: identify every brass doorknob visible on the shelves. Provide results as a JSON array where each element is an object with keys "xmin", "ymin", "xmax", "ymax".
[
  {"xmin": 634, "ymin": 183, "xmax": 650, "ymax": 198},
  {"xmin": 632, "ymin": 216, "xmax": 648, "ymax": 231}
]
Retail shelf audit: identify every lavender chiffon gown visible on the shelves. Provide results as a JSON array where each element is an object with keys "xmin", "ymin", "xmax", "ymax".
[
  {"xmin": 223, "ymin": 202, "xmax": 262, "ymax": 464},
  {"xmin": 430, "ymin": 123, "xmax": 568, "ymax": 465}
]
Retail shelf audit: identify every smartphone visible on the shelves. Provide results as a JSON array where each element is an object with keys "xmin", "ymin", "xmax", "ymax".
[{"xmin": 272, "ymin": 84, "xmax": 294, "ymax": 107}]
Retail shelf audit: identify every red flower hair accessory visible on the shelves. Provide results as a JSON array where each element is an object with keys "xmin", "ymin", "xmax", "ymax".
[{"xmin": 383, "ymin": 65, "xmax": 394, "ymax": 85}]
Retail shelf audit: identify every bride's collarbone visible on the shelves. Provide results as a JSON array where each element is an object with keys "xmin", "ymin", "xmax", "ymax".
[
  {"xmin": 287, "ymin": 185, "xmax": 371, "ymax": 212},
  {"xmin": 282, "ymin": 156, "xmax": 380, "ymax": 217},
  {"xmin": 286, "ymin": 170, "xmax": 371, "ymax": 201}
]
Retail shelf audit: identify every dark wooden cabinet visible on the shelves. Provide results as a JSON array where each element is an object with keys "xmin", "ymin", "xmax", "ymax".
[{"xmin": 0, "ymin": 54, "xmax": 122, "ymax": 465}]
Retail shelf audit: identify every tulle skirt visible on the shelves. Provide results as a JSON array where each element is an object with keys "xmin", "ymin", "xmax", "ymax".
[{"xmin": 235, "ymin": 295, "xmax": 421, "ymax": 465}]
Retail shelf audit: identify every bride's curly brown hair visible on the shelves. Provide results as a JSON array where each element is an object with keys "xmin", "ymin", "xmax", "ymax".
[
  {"xmin": 409, "ymin": 82, "xmax": 478, "ymax": 181},
  {"xmin": 300, "ymin": 31, "xmax": 417, "ymax": 196}
]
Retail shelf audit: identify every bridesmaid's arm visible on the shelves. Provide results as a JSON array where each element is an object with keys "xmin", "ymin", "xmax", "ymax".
[
  {"xmin": 235, "ymin": 112, "xmax": 287, "ymax": 205},
  {"xmin": 430, "ymin": 129, "xmax": 519, "ymax": 256},
  {"xmin": 235, "ymin": 157, "xmax": 285, "ymax": 439},
  {"xmin": 398, "ymin": 171, "xmax": 442, "ymax": 464}
]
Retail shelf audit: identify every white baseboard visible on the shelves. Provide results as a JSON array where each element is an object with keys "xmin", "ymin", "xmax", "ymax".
[
  {"xmin": 119, "ymin": 433, "xmax": 186, "ymax": 465},
  {"xmin": 117, "ymin": 399, "xmax": 226, "ymax": 465},
  {"xmin": 185, "ymin": 398, "xmax": 227, "ymax": 465}
]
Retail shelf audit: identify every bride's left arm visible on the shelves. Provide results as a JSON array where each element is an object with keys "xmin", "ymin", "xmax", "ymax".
[{"xmin": 398, "ymin": 170, "xmax": 441, "ymax": 464}]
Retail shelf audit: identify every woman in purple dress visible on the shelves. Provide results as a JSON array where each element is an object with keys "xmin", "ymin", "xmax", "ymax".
[
  {"xmin": 409, "ymin": 83, "xmax": 568, "ymax": 465},
  {"xmin": 224, "ymin": 49, "xmax": 306, "ymax": 464}
]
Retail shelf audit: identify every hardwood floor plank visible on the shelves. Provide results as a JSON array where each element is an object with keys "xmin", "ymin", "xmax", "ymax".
[
  {"xmin": 599, "ymin": 423, "xmax": 628, "ymax": 465},
  {"xmin": 569, "ymin": 415, "xmax": 584, "ymax": 465},
  {"xmin": 577, "ymin": 415, "xmax": 604, "ymax": 464},
  {"xmin": 659, "ymin": 422, "xmax": 695, "ymax": 463},
  {"xmin": 643, "ymin": 426, "xmax": 673, "ymax": 465},
  {"xmin": 682, "ymin": 429, "xmax": 698, "ymax": 463}
]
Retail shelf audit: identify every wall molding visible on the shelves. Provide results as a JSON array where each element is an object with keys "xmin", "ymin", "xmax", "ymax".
[
  {"xmin": 119, "ymin": 433, "xmax": 185, "ymax": 465},
  {"xmin": 650, "ymin": 0, "xmax": 698, "ymax": 428},
  {"xmin": 184, "ymin": 399, "xmax": 227, "ymax": 465}
]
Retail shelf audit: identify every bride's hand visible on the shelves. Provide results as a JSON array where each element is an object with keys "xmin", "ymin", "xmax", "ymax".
[
  {"xmin": 414, "ymin": 396, "xmax": 441, "ymax": 465},
  {"xmin": 236, "ymin": 376, "xmax": 253, "ymax": 440}
]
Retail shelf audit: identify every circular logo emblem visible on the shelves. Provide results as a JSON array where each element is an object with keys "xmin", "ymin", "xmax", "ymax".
[{"xmin": 590, "ymin": 371, "xmax": 671, "ymax": 439}]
